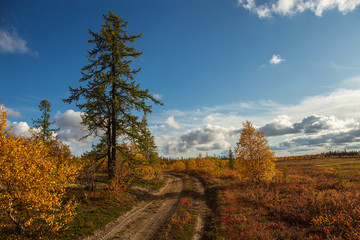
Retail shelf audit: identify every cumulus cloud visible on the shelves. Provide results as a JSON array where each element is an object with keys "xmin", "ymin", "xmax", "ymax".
[
  {"xmin": 55, "ymin": 110, "xmax": 93, "ymax": 154},
  {"xmin": 7, "ymin": 121, "xmax": 30, "ymax": 136},
  {"xmin": 261, "ymin": 114, "xmax": 356, "ymax": 137},
  {"xmin": 163, "ymin": 124, "xmax": 233, "ymax": 154},
  {"xmin": 166, "ymin": 116, "xmax": 181, "ymax": 129},
  {"xmin": 154, "ymin": 76, "xmax": 360, "ymax": 157},
  {"xmin": 261, "ymin": 115, "xmax": 298, "ymax": 136},
  {"xmin": 265, "ymin": 114, "xmax": 360, "ymax": 155},
  {"xmin": 269, "ymin": 54, "xmax": 285, "ymax": 64},
  {"xmin": 56, "ymin": 109, "xmax": 83, "ymax": 130},
  {"xmin": 237, "ymin": 0, "xmax": 360, "ymax": 18},
  {"xmin": 273, "ymin": 127, "xmax": 360, "ymax": 151},
  {"xmin": 0, "ymin": 28, "xmax": 38, "ymax": 56},
  {"xmin": 56, "ymin": 110, "xmax": 87, "ymax": 141},
  {"xmin": 203, "ymin": 115, "xmax": 215, "ymax": 123},
  {"xmin": 196, "ymin": 140, "xmax": 230, "ymax": 151}
]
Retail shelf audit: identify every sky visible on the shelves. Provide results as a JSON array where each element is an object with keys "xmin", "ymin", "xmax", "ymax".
[{"xmin": 2, "ymin": 0, "xmax": 360, "ymax": 158}]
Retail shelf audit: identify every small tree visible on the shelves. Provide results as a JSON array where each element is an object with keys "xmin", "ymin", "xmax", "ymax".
[
  {"xmin": 32, "ymin": 99, "xmax": 59, "ymax": 142},
  {"xmin": 235, "ymin": 120, "xmax": 276, "ymax": 182}
]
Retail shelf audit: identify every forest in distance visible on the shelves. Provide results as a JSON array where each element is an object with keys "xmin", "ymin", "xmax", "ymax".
[{"xmin": 1, "ymin": 9, "xmax": 360, "ymax": 240}]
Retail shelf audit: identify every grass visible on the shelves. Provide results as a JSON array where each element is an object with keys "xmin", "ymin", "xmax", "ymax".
[
  {"xmin": 131, "ymin": 178, "xmax": 165, "ymax": 191},
  {"xmin": 276, "ymin": 156, "xmax": 360, "ymax": 175},
  {"xmin": 58, "ymin": 187, "xmax": 137, "ymax": 239}
]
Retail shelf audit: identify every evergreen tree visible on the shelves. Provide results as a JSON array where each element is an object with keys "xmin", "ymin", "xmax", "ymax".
[
  {"xmin": 137, "ymin": 115, "xmax": 158, "ymax": 163},
  {"xmin": 32, "ymin": 99, "xmax": 59, "ymax": 142},
  {"xmin": 64, "ymin": 11, "xmax": 162, "ymax": 179},
  {"xmin": 228, "ymin": 147, "xmax": 235, "ymax": 170}
]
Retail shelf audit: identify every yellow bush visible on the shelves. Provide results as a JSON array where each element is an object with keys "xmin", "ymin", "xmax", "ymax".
[
  {"xmin": 185, "ymin": 158, "xmax": 197, "ymax": 170},
  {"xmin": 170, "ymin": 161, "xmax": 186, "ymax": 171},
  {"xmin": 0, "ymin": 108, "xmax": 80, "ymax": 235}
]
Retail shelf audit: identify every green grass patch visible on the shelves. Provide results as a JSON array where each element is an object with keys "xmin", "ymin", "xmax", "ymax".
[
  {"xmin": 59, "ymin": 187, "xmax": 137, "ymax": 239},
  {"xmin": 131, "ymin": 178, "xmax": 165, "ymax": 191}
]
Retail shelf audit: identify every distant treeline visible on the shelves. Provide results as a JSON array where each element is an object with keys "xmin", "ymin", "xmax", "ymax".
[
  {"xmin": 277, "ymin": 149, "xmax": 360, "ymax": 161},
  {"xmin": 161, "ymin": 149, "xmax": 360, "ymax": 163},
  {"xmin": 324, "ymin": 149, "xmax": 359, "ymax": 157}
]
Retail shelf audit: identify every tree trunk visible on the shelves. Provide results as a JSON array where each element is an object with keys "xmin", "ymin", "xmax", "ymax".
[
  {"xmin": 109, "ymin": 83, "xmax": 117, "ymax": 180},
  {"xmin": 107, "ymin": 124, "xmax": 113, "ymax": 179}
]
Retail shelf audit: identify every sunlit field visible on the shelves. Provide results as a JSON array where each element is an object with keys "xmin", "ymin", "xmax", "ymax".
[{"xmin": 198, "ymin": 156, "xmax": 360, "ymax": 239}]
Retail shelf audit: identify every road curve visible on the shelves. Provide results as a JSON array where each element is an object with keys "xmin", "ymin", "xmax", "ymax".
[{"xmin": 84, "ymin": 174, "xmax": 183, "ymax": 240}]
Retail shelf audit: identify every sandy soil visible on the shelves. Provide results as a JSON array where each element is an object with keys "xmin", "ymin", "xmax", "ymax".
[
  {"xmin": 84, "ymin": 174, "xmax": 184, "ymax": 240},
  {"xmin": 191, "ymin": 177, "xmax": 208, "ymax": 240}
]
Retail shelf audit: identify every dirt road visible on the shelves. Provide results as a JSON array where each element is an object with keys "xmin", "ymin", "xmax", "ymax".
[{"xmin": 84, "ymin": 173, "xmax": 206, "ymax": 240}]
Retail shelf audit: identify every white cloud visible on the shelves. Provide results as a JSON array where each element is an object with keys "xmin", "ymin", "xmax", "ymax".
[
  {"xmin": 0, "ymin": 28, "xmax": 38, "ymax": 56},
  {"xmin": 0, "ymin": 105, "xmax": 22, "ymax": 118},
  {"xmin": 56, "ymin": 109, "xmax": 84, "ymax": 130},
  {"xmin": 269, "ymin": 54, "xmax": 285, "ymax": 64},
  {"xmin": 203, "ymin": 115, "xmax": 215, "ymax": 123},
  {"xmin": 329, "ymin": 61, "xmax": 360, "ymax": 70},
  {"xmin": 7, "ymin": 121, "xmax": 31, "ymax": 136},
  {"xmin": 166, "ymin": 116, "xmax": 181, "ymax": 129},
  {"xmin": 163, "ymin": 124, "xmax": 235, "ymax": 155},
  {"xmin": 237, "ymin": 0, "xmax": 360, "ymax": 18},
  {"xmin": 55, "ymin": 110, "xmax": 93, "ymax": 154},
  {"xmin": 154, "ymin": 76, "xmax": 360, "ymax": 157},
  {"xmin": 278, "ymin": 88, "xmax": 360, "ymax": 121},
  {"xmin": 153, "ymin": 93, "xmax": 163, "ymax": 100}
]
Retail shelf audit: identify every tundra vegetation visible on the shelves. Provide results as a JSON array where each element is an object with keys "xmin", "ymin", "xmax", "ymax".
[{"xmin": 168, "ymin": 137, "xmax": 360, "ymax": 239}]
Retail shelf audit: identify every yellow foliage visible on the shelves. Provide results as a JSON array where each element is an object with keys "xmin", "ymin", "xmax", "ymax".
[
  {"xmin": 235, "ymin": 121, "xmax": 276, "ymax": 182},
  {"xmin": 197, "ymin": 157, "xmax": 224, "ymax": 177},
  {"xmin": 0, "ymin": 108, "xmax": 80, "ymax": 235},
  {"xmin": 170, "ymin": 161, "xmax": 186, "ymax": 171},
  {"xmin": 185, "ymin": 158, "xmax": 197, "ymax": 171},
  {"xmin": 116, "ymin": 143, "xmax": 161, "ymax": 182}
]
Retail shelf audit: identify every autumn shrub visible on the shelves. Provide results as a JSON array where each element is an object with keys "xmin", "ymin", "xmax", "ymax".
[
  {"xmin": 196, "ymin": 157, "xmax": 225, "ymax": 177},
  {"xmin": 0, "ymin": 108, "xmax": 80, "ymax": 236},
  {"xmin": 213, "ymin": 166, "xmax": 360, "ymax": 239},
  {"xmin": 305, "ymin": 187, "xmax": 360, "ymax": 237},
  {"xmin": 170, "ymin": 161, "xmax": 186, "ymax": 171},
  {"xmin": 185, "ymin": 158, "xmax": 196, "ymax": 171},
  {"xmin": 161, "ymin": 197, "xmax": 195, "ymax": 240},
  {"xmin": 116, "ymin": 143, "xmax": 162, "ymax": 184}
]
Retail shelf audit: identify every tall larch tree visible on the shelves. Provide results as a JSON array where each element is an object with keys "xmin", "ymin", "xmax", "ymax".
[
  {"xmin": 64, "ymin": 11, "xmax": 162, "ymax": 179},
  {"xmin": 235, "ymin": 120, "xmax": 276, "ymax": 182},
  {"xmin": 32, "ymin": 99, "xmax": 59, "ymax": 142}
]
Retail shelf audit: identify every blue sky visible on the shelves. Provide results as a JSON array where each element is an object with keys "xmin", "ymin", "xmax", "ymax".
[{"xmin": 2, "ymin": 0, "xmax": 360, "ymax": 157}]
